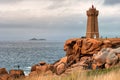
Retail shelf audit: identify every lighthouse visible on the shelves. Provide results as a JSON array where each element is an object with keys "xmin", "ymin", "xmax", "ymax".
[{"xmin": 86, "ymin": 5, "xmax": 99, "ymax": 38}]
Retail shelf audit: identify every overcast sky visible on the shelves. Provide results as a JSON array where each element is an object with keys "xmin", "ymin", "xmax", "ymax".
[{"xmin": 0, "ymin": 0, "xmax": 120, "ymax": 41}]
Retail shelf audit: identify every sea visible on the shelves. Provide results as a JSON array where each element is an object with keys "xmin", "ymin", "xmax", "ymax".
[{"xmin": 0, "ymin": 41, "xmax": 65, "ymax": 75}]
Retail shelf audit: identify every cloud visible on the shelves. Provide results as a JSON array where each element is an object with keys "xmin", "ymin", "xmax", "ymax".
[
  {"xmin": 104, "ymin": 0, "xmax": 120, "ymax": 5},
  {"xmin": 0, "ymin": 0, "xmax": 119, "ymax": 24},
  {"xmin": 0, "ymin": 0, "xmax": 119, "ymax": 40},
  {"xmin": 0, "ymin": 0, "xmax": 103, "ymax": 20},
  {"xmin": 0, "ymin": 0, "xmax": 23, "ymax": 4}
]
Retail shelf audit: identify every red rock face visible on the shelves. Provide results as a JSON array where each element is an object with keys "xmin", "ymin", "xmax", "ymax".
[
  {"xmin": 81, "ymin": 39, "xmax": 103, "ymax": 54},
  {"xmin": 64, "ymin": 38, "xmax": 120, "ymax": 69},
  {"xmin": 31, "ymin": 64, "xmax": 39, "ymax": 72},
  {"xmin": 0, "ymin": 68, "xmax": 26, "ymax": 80},
  {"xmin": 28, "ymin": 38, "xmax": 120, "ymax": 76},
  {"xmin": 56, "ymin": 63, "xmax": 66, "ymax": 75},
  {"xmin": 36, "ymin": 65, "xmax": 49, "ymax": 73},
  {"xmin": 9, "ymin": 69, "xmax": 25, "ymax": 78},
  {"xmin": 30, "ymin": 62, "xmax": 53, "ymax": 76},
  {"xmin": 0, "ymin": 74, "xmax": 10, "ymax": 80},
  {"xmin": 64, "ymin": 38, "xmax": 112, "ymax": 55},
  {"xmin": 0, "ymin": 68, "xmax": 9, "ymax": 80},
  {"xmin": 0, "ymin": 68, "xmax": 8, "ymax": 75},
  {"xmin": 64, "ymin": 39, "xmax": 110, "ymax": 66},
  {"xmin": 0, "ymin": 38, "xmax": 120, "ymax": 78},
  {"xmin": 54, "ymin": 57, "xmax": 67, "ymax": 68}
]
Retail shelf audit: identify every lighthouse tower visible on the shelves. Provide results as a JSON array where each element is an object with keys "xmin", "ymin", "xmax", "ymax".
[{"xmin": 86, "ymin": 5, "xmax": 99, "ymax": 38}]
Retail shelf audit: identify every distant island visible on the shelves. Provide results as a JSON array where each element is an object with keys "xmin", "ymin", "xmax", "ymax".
[{"xmin": 29, "ymin": 38, "xmax": 46, "ymax": 41}]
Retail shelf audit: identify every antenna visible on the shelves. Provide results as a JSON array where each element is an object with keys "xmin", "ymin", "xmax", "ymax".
[{"xmin": 91, "ymin": 0, "xmax": 96, "ymax": 9}]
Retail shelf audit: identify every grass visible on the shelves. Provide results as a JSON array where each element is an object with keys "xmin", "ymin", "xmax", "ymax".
[
  {"xmin": 87, "ymin": 66, "xmax": 120, "ymax": 76},
  {"xmin": 16, "ymin": 66, "xmax": 120, "ymax": 80}
]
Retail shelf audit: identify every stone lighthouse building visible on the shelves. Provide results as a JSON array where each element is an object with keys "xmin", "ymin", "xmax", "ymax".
[{"xmin": 86, "ymin": 5, "xmax": 99, "ymax": 38}]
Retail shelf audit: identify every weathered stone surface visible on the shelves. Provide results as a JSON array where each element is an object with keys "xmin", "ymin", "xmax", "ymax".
[
  {"xmin": 70, "ymin": 60, "xmax": 91, "ymax": 70},
  {"xmin": 9, "ymin": 69, "xmax": 25, "ymax": 78},
  {"xmin": 79, "ymin": 56, "xmax": 92, "ymax": 69},
  {"xmin": 0, "ymin": 68, "xmax": 9, "ymax": 80},
  {"xmin": 93, "ymin": 47, "xmax": 120, "ymax": 68},
  {"xmin": 54, "ymin": 57, "xmax": 67, "ymax": 68},
  {"xmin": 31, "ymin": 64, "xmax": 39, "ymax": 72},
  {"xmin": 64, "ymin": 38, "xmax": 104, "ymax": 67},
  {"xmin": 0, "ymin": 74, "xmax": 10, "ymax": 80},
  {"xmin": 102, "ymin": 40, "xmax": 112, "ymax": 48},
  {"xmin": 65, "ymin": 38, "xmax": 102, "ymax": 58},
  {"xmin": 44, "ymin": 70, "xmax": 53, "ymax": 76},
  {"xmin": 93, "ymin": 48, "xmax": 111, "ymax": 66},
  {"xmin": 36, "ymin": 64, "xmax": 49, "ymax": 73},
  {"xmin": 39, "ymin": 61, "xmax": 46, "ymax": 65},
  {"xmin": 56, "ymin": 63, "xmax": 66, "ymax": 75},
  {"xmin": 81, "ymin": 39, "xmax": 102, "ymax": 54},
  {"xmin": 31, "ymin": 61, "xmax": 47, "ymax": 72},
  {"xmin": 64, "ymin": 38, "xmax": 120, "ymax": 70},
  {"xmin": 92, "ymin": 63, "xmax": 97, "ymax": 70},
  {"xmin": 52, "ymin": 57, "xmax": 68, "ymax": 75},
  {"xmin": 64, "ymin": 38, "xmax": 117, "ymax": 56},
  {"xmin": 28, "ymin": 38, "xmax": 120, "ymax": 76},
  {"xmin": 111, "ymin": 39, "xmax": 120, "ymax": 48},
  {"xmin": 30, "ymin": 61, "xmax": 54, "ymax": 76},
  {"xmin": 0, "ymin": 68, "xmax": 8, "ymax": 75},
  {"xmin": 29, "ymin": 71, "xmax": 38, "ymax": 76},
  {"xmin": 64, "ymin": 38, "xmax": 78, "ymax": 51}
]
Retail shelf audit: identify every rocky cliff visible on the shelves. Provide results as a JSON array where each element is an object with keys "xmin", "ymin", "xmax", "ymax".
[
  {"xmin": 29, "ymin": 38, "xmax": 120, "ymax": 76},
  {"xmin": 63, "ymin": 38, "xmax": 120, "ymax": 69},
  {"xmin": 1, "ymin": 38, "xmax": 120, "ymax": 80}
]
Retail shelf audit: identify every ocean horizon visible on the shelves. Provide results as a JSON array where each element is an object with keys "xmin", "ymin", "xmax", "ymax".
[{"xmin": 0, "ymin": 41, "xmax": 65, "ymax": 75}]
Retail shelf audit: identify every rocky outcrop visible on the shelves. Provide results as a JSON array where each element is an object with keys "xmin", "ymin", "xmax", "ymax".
[
  {"xmin": 53, "ymin": 57, "xmax": 67, "ymax": 75},
  {"xmin": 30, "ymin": 61, "xmax": 53, "ymax": 76},
  {"xmin": 64, "ymin": 38, "xmax": 113, "ymax": 67},
  {"xmin": 64, "ymin": 38, "xmax": 112, "ymax": 55},
  {"xmin": 29, "ymin": 38, "xmax": 120, "ymax": 76},
  {"xmin": 29, "ymin": 57, "xmax": 68, "ymax": 76},
  {"xmin": 55, "ymin": 62, "xmax": 66, "ymax": 75},
  {"xmin": 63, "ymin": 38, "xmax": 120, "ymax": 70},
  {"xmin": 93, "ymin": 47, "xmax": 120, "ymax": 69},
  {"xmin": 31, "ymin": 61, "xmax": 49, "ymax": 72},
  {"xmin": 0, "ymin": 68, "xmax": 8, "ymax": 75},
  {"xmin": 1, "ymin": 38, "xmax": 120, "ymax": 79},
  {"xmin": 0, "ymin": 74, "xmax": 10, "ymax": 80},
  {"xmin": 0, "ymin": 68, "xmax": 9, "ymax": 80},
  {"xmin": 0, "ymin": 68, "xmax": 25, "ymax": 80},
  {"xmin": 9, "ymin": 69, "xmax": 25, "ymax": 78}
]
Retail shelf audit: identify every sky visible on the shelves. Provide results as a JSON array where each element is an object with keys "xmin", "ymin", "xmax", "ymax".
[{"xmin": 0, "ymin": 0, "xmax": 120, "ymax": 41}]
